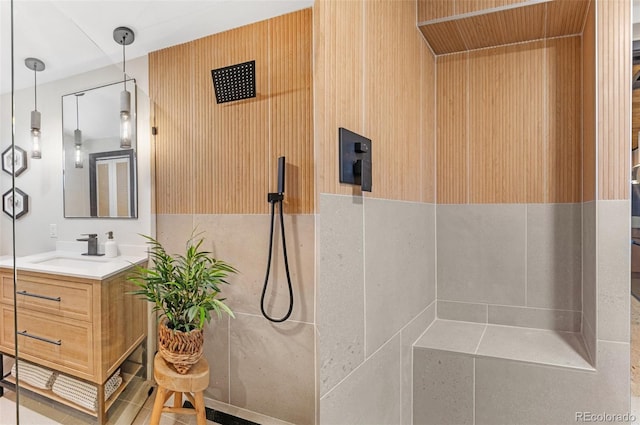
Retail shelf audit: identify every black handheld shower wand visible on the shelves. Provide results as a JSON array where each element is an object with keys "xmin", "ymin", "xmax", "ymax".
[{"xmin": 261, "ymin": 156, "xmax": 294, "ymax": 322}]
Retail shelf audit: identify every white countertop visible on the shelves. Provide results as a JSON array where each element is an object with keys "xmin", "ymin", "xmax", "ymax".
[{"xmin": 0, "ymin": 244, "xmax": 148, "ymax": 280}]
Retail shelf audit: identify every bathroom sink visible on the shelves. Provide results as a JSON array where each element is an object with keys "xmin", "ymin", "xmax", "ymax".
[
  {"xmin": 0, "ymin": 248, "xmax": 148, "ymax": 280},
  {"xmin": 32, "ymin": 256, "xmax": 110, "ymax": 268}
]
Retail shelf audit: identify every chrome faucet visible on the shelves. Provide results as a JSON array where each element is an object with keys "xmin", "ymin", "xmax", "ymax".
[{"xmin": 76, "ymin": 233, "xmax": 103, "ymax": 256}]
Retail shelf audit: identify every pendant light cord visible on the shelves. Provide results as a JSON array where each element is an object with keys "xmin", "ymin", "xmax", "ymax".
[
  {"xmin": 33, "ymin": 67, "xmax": 37, "ymax": 111},
  {"xmin": 122, "ymin": 39, "xmax": 126, "ymax": 90},
  {"xmin": 75, "ymin": 95, "xmax": 79, "ymax": 129}
]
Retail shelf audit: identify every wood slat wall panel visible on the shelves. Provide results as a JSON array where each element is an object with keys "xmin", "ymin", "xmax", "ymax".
[
  {"xmin": 364, "ymin": 0, "xmax": 424, "ymax": 202},
  {"xmin": 547, "ymin": 36, "xmax": 581, "ymax": 203},
  {"xmin": 316, "ymin": 0, "xmax": 435, "ymax": 201},
  {"xmin": 417, "ymin": 0, "xmax": 455, "ymax": 22},
  {"xmin": 436, "ymin": 53, "xmax": 468, "ymax": 204},
  {"xmin": 418, "ymin": 1, "xmax": 588, "ymax": 56},
  {"xmin": 419, "ymin": 20, "xmax": 467, "ymax": 55},
  {"xmin": 468, "ymin": 42, "xmax": 545, "ymax": 203},
  {"xmin": 455, "ymin": 2, "xmax": 546, "ymax": 51},
  {"xmin": 316, "ymin": 0, "xmax": 364, "ymax": 195},
  {"xmin": 150, "ymin": 10, "xmax": 314, "ymax": 214},
  {"xmin": 457, "ymin": 0, "xmax": 528, "ymax": 15},
  {"xmin": 269, "ymin": 9, "xmax": 314, "ymax": 214},
  {"xmin": 149, "ymin": 44, "xmax": 194, "ymax": 214},
  {"xmin": 597, "ymin": 0, "xmax": 631, "ymax": 200},
  {"xmin": 437, "ymin": 38, "xmax": 582, "ymax": 204},
  {"xmin": 313, "ymin": 0, "xmax": 326, "ymax": 202},
  {"xmin": 632, "ymin": 64, "xmax": 640, "ymax": 151},
  {"xmin": 422, "ymin": 41, "xmax": 437, "ymax": 203},
  {"xmin": 582, "ymin": 0, "xmax": 596, "ymax": 202},
  {"xmin": 546, "ymin": 0, "xmax": 590, "ymax": 38},
  {"xmin": 191, "ymin": 23, "xmax": 270, "ymax": 214}
]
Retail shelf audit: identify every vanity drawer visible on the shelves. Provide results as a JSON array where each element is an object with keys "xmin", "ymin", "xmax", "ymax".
[
  {"xmin": 0, "ymin": 273, "xmax": 92, "ymax": 321},
  {"xmin": 0, "ymin": 305, "xmax": 95, "ymax": 381}
]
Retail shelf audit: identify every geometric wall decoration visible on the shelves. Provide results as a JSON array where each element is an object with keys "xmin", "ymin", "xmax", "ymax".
[
  {"xmin": 2, "ymin": 146, "xmax": 27, "ymax": 177},
  {"xmin": 2, "ymin": 188, "xmax": 29, "ymax": 219}
]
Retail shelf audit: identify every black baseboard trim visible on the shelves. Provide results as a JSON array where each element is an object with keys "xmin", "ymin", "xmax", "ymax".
[{"xmin": 183, "ymin": 400, "xmax": 261, "ymax": 425}]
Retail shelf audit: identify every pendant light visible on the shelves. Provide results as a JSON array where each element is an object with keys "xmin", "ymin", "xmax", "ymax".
[
  {"xmin": 74, "ymin": 93, "xmax": 85, "ymax": 168},
  {"xmin": 113, "ymin": 26, "xmax": 135, "ymax": 149},
  {"xmin": 25, "ymin": 58, "xmax": 45, "ymax": 159}
]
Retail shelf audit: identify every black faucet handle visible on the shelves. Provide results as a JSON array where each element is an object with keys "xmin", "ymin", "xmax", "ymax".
[{"xmin": 81, "ymin": 233, "xmax": 98, "ymax": 238}]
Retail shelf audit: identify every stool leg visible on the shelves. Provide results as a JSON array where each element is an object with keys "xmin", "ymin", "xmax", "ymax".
[
  {"xmin": 149, "ymin": 386, "xmax": 168, "ymax": 425},
  {"xmin": 174, "ymin": 391, "xmax": 183, "ymax": 408},
  {"xmin": 194, "ymin": 391, "xmax": 207, "ymax": 425}
]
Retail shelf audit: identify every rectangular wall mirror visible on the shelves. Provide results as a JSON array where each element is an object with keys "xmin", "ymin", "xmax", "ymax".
[{"xmin": 62, "ymin": 79, "xmax": 137, "ymax": 218}]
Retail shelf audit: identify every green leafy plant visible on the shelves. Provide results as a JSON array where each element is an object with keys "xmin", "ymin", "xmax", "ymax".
[{"xmin": 128, "ymin": 233, "xmax": 237, "ymax": 332}]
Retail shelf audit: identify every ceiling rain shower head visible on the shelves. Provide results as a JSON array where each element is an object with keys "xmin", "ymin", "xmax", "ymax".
[{"xmin": 211, "ymin": 60, "xmax": 256, "ymax": 104}]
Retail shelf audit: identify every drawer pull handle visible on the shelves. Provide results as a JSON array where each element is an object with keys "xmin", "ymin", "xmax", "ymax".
[
  {"xmin": 18, "ymin": 330, "xmax": 61, "ymax": 346},
  {"xmin": 17, "ymin": 291, "xmax": 61, "ymax": 302}
]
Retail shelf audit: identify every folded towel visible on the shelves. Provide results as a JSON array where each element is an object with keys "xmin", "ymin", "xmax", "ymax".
[
  {"xmin": 10, "ymin": 360, "xmax": 57, "ymax": 390},
  {"xmin": 51, "ymin": 369, "xmax": 122, "ymax": 412}
]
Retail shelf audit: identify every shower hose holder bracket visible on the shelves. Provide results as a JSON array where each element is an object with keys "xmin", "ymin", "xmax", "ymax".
[{"xmin": 268, "ymin": 192, "xmax": 284, "ymax": 203}]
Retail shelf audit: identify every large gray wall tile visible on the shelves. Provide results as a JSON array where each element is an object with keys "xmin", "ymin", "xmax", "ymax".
[
  {"xmin": 413, "ymin": 349, "xmax": 473, "ymax": 425},
  {"xmin": 401, "ymin": 303, "xmax": 435, "ymax": 425},
  {"xmin": 318, "ymin": 194, "xmax": 365, "ymax": 396},
  {"xmin": 230, "ymin": 314, "xmax": 315, "ymax": 424},
  {"xmin": 437, "ymin": 204, "xmax": 526, "ymax": 306},
  {"xmin": 475, "ymin": 341, "xmax": 629, "ymax": 425},
  {"xmin": 194, "ymin": 214, "xmax": 315, "ymax": 323},
  {"xmin": 475, "ymin": 326, "xmax": 591, "ymax": 369},
  {"xmin": 583, "ymin": 316, "xmax": 596, "ymax": 365},
  {"xmin": 437, "ymin": 300, "xmax": 487, "ymax": 323},
  {"xmin": 527, "ymin": 204, "xmax": 582, "ymax": 310},
  {"xmin": 320, "ymin": 335, "xmax": 401, "ymax": 425},
  {"xmin": 156, "ymin": 214, "xmax": 194, "ymax": 254},
  {"xmin": 414, "ymin": 320, "xmax": 486, "ymax": 354},
  {"xmin": 582, "ymin": 201, "xmax": 597, "ymax": 353},
  {"xmin": 203, "ymin": 315, "xmax": 230, "ymax": 403},
  {"xmin": 365, "ymin": 199, "xmax": 435, "ymax": 355},
  {"xmin": 597, "ymin": 200, "xmax": 630, "ymax": 343},
  {"xmin": 488, "ymin": 305, "xmax": 581, "ymax": 332}
]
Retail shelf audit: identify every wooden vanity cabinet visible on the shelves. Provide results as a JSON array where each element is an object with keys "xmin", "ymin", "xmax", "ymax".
[{"xmin": 0, "ymin": 266, "xmax": 147, "ymax": 423}]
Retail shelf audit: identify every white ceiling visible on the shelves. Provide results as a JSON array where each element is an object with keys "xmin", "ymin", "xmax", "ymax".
[
  {"xmin": 0, "ymin": 0, "xmax": 313, "ymax": 94},
  {"xmin": 4, "ymin": 0, "xmax": 638, "ymax": 94}
]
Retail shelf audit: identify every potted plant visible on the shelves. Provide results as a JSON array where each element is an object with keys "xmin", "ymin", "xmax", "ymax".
[{"xmin": 128, "ymin": 233, "xmax": 237, "ymax": 374}]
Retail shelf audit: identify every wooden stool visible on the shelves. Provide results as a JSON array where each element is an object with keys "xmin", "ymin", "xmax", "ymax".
[{"xmin": 149, "ymin": 353, "xmax": 210, "ymax": 425}]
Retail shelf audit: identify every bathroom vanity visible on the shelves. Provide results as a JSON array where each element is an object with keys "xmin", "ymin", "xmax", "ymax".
[{"xmin": 0, "ymin": 250, "xmax": 148, "ymax": 424}]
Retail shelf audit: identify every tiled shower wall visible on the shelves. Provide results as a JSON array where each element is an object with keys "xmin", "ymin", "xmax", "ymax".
[
  {"xmin": 150, "ymin": 9, "xmax": 316, "ymax": 424},
  {"xmin": 434, "ymin": 36, "xmax": 585, "ymax": 334},
  {"xmin": 318, "ymin": 195, "xmax": 435, "ymax": 424},
  {"xmin": 436, "ymin": 203, "xmax": 582, "ymax": 332},
  {"xmin": 314, "ymin": 0, "xmax": 436, "ymax": 421},
  {"xmin": 156, "ymin": 213, "xmax": 315, "ymax": 424}
]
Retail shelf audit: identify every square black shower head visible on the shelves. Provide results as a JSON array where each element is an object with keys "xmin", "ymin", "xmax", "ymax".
[{"xmin": 211, "ymin": 60, "xmax": 256, "ymax": 104}]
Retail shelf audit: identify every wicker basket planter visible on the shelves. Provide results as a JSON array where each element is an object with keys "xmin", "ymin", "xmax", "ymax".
[{"xmin": 158, "ymin": 320, "xmax": 204, "ymax": 374}]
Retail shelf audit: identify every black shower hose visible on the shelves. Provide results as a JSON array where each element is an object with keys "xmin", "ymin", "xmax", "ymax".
[{"xmin": 260, "ymin": 198, "xmax": 294, "ymax": 322}]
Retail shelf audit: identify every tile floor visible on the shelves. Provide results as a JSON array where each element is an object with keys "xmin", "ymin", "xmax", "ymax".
[{"xmin": 0, "ymin": 385, "xmax": 221, "ymax": 424}]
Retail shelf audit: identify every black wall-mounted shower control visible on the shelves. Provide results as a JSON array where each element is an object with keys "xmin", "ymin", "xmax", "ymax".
[
  {"xmin": 268, "ymin": 156, "xmax": 286, "ymax": 203},
  {"xmin": 277, "ymin": 156, "xmax": 286, "ymax": 194},
  {"xmin": 339, "ymin": 128, "xmax": 372, "ymax": 192}
]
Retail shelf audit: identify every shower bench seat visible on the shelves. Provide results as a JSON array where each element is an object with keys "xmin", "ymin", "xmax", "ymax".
[
  {"xmin": 413, "ymin": 319, "xmax": 594, "ymax": 371},
  {"xmin": 412, "ymin": 320, "xmax": 600, "ymax": 424}
]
